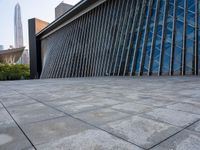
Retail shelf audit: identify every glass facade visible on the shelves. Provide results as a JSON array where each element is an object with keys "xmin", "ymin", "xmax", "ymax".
[
  {"xmin": 198, "ymin": 0, "xmax": 200, "ymax": 74},
  {"xmin": 38, "ymin": 0, "xmax": 200, "ymax": 78}
]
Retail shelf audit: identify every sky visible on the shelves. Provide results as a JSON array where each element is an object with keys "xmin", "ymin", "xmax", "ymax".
[{"xmin": 0, "ymin": 0, "xmax": 80, "ymax": 49}]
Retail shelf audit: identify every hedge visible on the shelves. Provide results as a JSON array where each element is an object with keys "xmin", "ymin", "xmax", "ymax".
[{"xmin": 0, "ymin": 64, "xmax": 30, "ymax": 81}]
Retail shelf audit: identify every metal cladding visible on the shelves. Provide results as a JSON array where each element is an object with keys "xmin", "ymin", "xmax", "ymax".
[{"xmin": 38, "ymin": 0, "xmax": 200, "ymax": 78}]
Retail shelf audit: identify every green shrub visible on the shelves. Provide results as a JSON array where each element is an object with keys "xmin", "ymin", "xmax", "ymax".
[{"xmin": 0, "ymin": 64, "xmax": 30, "ymax": 81}]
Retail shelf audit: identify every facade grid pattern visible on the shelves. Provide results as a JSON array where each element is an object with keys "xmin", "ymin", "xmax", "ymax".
[{"xmin": 39, "ymin": 0, "xmax": 200, "ymax": 78}]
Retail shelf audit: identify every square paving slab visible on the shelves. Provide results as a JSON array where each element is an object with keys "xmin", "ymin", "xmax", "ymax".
[
  {"xmin": 7, "ymin": 103, "xmax": 65, "ymax": 125},
  {"xmin": 0, "ymin": 103, "xmax": 3, "ymax": 109},
  {"xmin": 74, "ymin": 108, "xmax": 130, "ymax": 126},
  {"xmin": 21, "ymin": 116, "xmax": 94, "ymax": 145},
  {"xmin": 0, "ymin": 109, "xmax": 15, "ymax": 127},
  {"xmin": 166, "ymin": 102, "xmax": 200, "ymax": 115},
  {"xmin": 0, "ymin": 95, "xmax": 36, "ymax": 107},
  {"xmin": 140, "ymin": 108, "xmax": 200, "ymax": 127},
  {"xmin": 187, "ymin": 120, "xmax": 200, "ymax": 134},
  {"xmin": 0, "ymin": 77, "xmax": 200, "ymax": 149},
  {"xmin": 101, "ymin": 116, "xmax": 180, "ymax": 149},
  {"xmin": 151, "ymin": 130, "xmax": 200, "ymax": 150},
  {"xmin": 111, "ymin": 102, "xmax": 153, "ymax": 115},
  {"xmin": 0, "ymin": 125, "xmax": 32, "ymax": 150},
  {"xmin": 36, "ymin": 129, "xmax": 142, "ymax": 150}
]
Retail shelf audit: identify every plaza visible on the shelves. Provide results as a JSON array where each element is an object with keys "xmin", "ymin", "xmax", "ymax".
[{"xmin": 1, "ymin": 77, "xmax": 200, "ymax": 149}]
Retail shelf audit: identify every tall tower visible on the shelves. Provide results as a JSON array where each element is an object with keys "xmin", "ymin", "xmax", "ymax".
[{"xmin": 14, "ymin": 3, "xmax": 23, "ymax": 48}]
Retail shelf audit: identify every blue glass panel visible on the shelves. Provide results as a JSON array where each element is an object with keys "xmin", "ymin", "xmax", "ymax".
[
  {"xmin": 128, "ymin": 30, "xmax": 138, "ymax": 72},
  {"xmin": 177, "ymin": 7, "xmax": 184, "ymax": 21},
  {"xmin": 162, "ymin": 0, "xmax": 174, "ymax": 73},
  {"xmin": 186, "ymin": 0, "xmax": 195, "ymax": 74},
  {"xmin": 188, "ymin": 12, "xmax": 195, "ymax": 27},
  {"xmin": 135, "ymin": 3, "xmax": 149, "ymax": 73},
  {"xmin": 168, "ymin": 3, "xmax": 174, "ymax": 17},
  {"xmin": 177, "ymin": 0, "xmax": 184, "ymax": 8},
  {"xmin": 143, "ymin": 0, "xmax": 157, "ymax": 73},
  {"xmin": 199, "ymin": 1, "xmax": 200, "ymax": 25},
  {"xmin": 135, "ymin": 47, "xmax": 142, "ymax": 72},
  {"xmin": 199, "ymin": 0, "xmax": 200, "ymax": 71},
  {"xmin": 188, "ymin": 0, "xmax": 195, "ymax": 12},
  {"xmin": 169, "ymin": 0, "xmax": 174, "ymax": 5},
  {"xmin": 144, "ymin": 45, "xmax": 151, "ymax": 72},
  {"xmin": 174, "ymin": 0, "xmax": 184, "ymax": 74},
  {"xmin": 176, "ymin": 20, "xmax": 184, "ymax": 46},
  {"xmin": 163, "ymin": 42, "xmax": 171, "ymax": 72},
  {"xmin": 186, "ymin": 39, "xmax": 194, "ymax": 73},
  {"xmin": 152, "ymin": 0, "xmax": 164, "ymax": 73}
]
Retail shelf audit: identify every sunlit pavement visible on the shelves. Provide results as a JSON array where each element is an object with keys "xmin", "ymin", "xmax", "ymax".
[{"xmin": 0, "ymin": 77, "xmax": 200, "ymax": 150}]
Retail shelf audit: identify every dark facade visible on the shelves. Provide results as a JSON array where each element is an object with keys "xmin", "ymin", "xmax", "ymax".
[
  {"xmin": 28, "ymin": 18, "xmax": 49, "ymax": 79},
  {"xmin": 30, "ymin": 0, "xmax": 200, "ymax": 79}
]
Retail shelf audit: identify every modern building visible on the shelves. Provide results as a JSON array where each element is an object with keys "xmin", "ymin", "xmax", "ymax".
[
  {"xmin": 14, "ymin": 3, "xmax": 23, "ymax": 48},
  {"xmin": 0, "ymin": 45, "xmax": 4, "ymax": 51},
  {"xmin": 29, "ymin": 0, "xmax": 200, "ymax": 79},
  {"xmin": 55, "ymin": 1, "xmax": 73, "ymax": 19},
  {"xmin": 0, "ymin": 47, "xmax": 25, "ymax": 64}
]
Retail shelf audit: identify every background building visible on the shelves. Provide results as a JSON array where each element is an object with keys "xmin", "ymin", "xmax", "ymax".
[
  {"xmin": 29, "ymin": 0, "xmax": 200, "ymax": 79},
  {"xmin": 9, "ymin": 45, "xmax": 14, "ymax": 49},
  {"xmin": 0, "ymin": 45, "xmax": 4, "ymax": 51},
  {"xmin": 0, "ymin": 47, "xmax": 25, "ymax": 64},
  {"xmin": 55, "ymin": 2, "xmax": 73, "ymax": 19},
  {"xmin": 21, "ymin": 49, "xmax": 29, "ymax": 64}
]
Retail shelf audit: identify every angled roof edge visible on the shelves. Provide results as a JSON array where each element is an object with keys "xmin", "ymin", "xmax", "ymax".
[
  {"xmin": 36, "ymin": 0, "xmax": 106, "ymax": 39},
  {"xmin": 0, "ymin": 47, "xmax": 25, "ymax": 55}
]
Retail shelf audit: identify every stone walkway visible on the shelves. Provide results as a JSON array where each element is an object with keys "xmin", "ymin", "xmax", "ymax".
[{"xmin": 0, "ymin": 77, "xmax": 200, "ymax": 150}]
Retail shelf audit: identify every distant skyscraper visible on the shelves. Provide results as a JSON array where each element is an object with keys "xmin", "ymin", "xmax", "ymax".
[{"xmin": 14, "ymin": 3, "xmax": 23, "ymax": 48}]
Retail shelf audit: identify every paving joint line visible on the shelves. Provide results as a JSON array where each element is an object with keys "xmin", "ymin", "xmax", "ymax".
[
  {"xmin": 167, "ymin": 108, "xmax": 200, "ymax": 116},
  {"xmin": 148, "ymin": 118, "xmax": 200, "ymax": 150},
  {"xmin": 0, "ymin": 101, "xmax": 37, "ymax": 150},
  {"xmin": 11, "ymin": 88, "xmax": 147, "ymax": 150},
  {"xmin": 131, "ymin": 100, "xmax": 200, "ymax": 117},
  {"xmin": 7, "ymin": 83, "xmax": 200, "ymax": 150},
  {"xmin": 2, "ymin": 101, "xmax": 37, "ymax": 109},
  {"xmin": 18, "ymin": 115, "xmax": 67, "ymax": 126}
]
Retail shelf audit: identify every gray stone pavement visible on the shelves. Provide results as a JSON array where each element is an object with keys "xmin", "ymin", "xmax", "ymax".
[{"xmin": 0, "ymin": 77, "xmax": 200, "ymax": 150}]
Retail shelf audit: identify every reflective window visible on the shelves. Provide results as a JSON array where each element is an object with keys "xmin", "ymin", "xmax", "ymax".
[
  {"xmin": 186, "ymin": 0, "xmax": 195, "ymax": 74},
  {"xmin": 152, "ymin": 0, "xmax": 164, "ymax": 73},
  {"xmin": 143, "ymin": 0, "xmax": 157, "ymax": 73},
  {"xmin": 162, "ymin": 0, "xmax": 174, "ymax": 73},
  {"xmin": 135, "ymin": 2, "xmax": 149, "ymax": 73},
  {"xmin": 173, "ymin": 1, "xmax": 184, "ymax": 74},
  {"xmin": 198, "ymin": 0, "xmax": 200, "ymax": 71}
]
